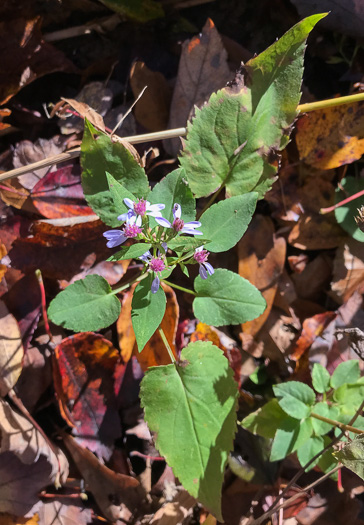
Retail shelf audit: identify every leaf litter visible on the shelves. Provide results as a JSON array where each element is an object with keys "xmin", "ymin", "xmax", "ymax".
[{"xmin": 0, "ymin": 4, "xmax": 364, "ymax": 525}]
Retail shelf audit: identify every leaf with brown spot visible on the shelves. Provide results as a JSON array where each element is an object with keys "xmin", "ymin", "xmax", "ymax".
[
  {"xmin": 0, "ymin": 301, "xmax": 23, "ymax": 396},
  {"xmin": 62, "ymin": 432, "xmax": 141, "ymax": 523},
  {"xmin": 165, "ymin": 18, "xmax": 231, "ymax": 156},
  {"xmin": 290, "ymin": 311, "xmax": 337, "ymax": 362},
  {"xmin": 296, "ymin": 101, "xmax": 364, "ymax": 169},
  {"xmin": 0, "ymin": 17, "xmax": 76, "ymax": 105},
  {"xmin": 53, "ymin": 332, "xmax": 123, "ymax": 459},
  {"xmin": 238, "ymin": 215, "xmax": 286, "ymax": 337},
  {"xmin": 130, "ymin": 61, "xmax": 172, "ymax": 132},
  {"xmin": 134, "ymin": 283, "xmax": 179, "ymax": 371},
  {"xmin": 31, "ymin": 164, "xmax": 94, "ymax": 219}
]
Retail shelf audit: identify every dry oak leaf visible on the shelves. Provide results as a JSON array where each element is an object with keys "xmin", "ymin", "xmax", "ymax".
[
  {"xmin": 296, "ymin": 100, "xmax": 364, "ymax": 169},
  {"xmin": 130, "ymin": 61, "xmax": 172, "ymax": 132},
  {"xmin": 62, "ymin": 432, "xmax": 141, "ymax": 523},
  {"xmin": 0, "ymin": 301, "xmax": 23, "ymax": 396},
  {"xmin": 0, "ymin": 398, "xmax": 69, "ymax": 484},
  {"xmin": 238, "ymin": 215, "xmax": 286, "ymax": 337},
  {"xmin": 331, "ymin": 239, "xmax": 364, "ymax": 302},
  {"xmin": 165, "ymin": 18, "xmax": 231, "ymax": 156}
]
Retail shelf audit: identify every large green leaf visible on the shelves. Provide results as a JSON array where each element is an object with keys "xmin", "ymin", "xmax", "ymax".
[
  {"xmin": 335, "ymin": 177, "xmax": 364, "ymax": 242},
  {"xmin": 106, "ymin": 172, "xmax": 137, "ymax": 219},
  {"xmin": 140, "ymin": 341, "xmax": 237, "ymax": 520},
  {"xmin": 199, "ymin": 193, "xmax": 258, "ymax": 252},
  {"xmin": 179, "ymin": 14, "xmax": 326, "ymax": 199},
  {"xmin": 193, "ymin": 269, "xmax": 266, "ymax": 326},
  {"xmin": 147, "ymin": 168, "xmax": 196, "ymax": 228},
  {"xmin": 273, "ymin": 381, "xmax": 315, "ymax": 419},
  {"xmin": 47, "ymin": 275, "xmax": 121, "ymax": 332},
  {"xmin": 81, "ymin": 120, "xmax": 149, "ymax": 227},
  {"xmin": 131, "ymin": 274, "xmax": 166, "ymax": 351}
]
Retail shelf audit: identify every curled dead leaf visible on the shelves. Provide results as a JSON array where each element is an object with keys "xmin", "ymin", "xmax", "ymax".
[{"xmin": 0, "ymin": 301, "xmax": 23, "ymax": 396}]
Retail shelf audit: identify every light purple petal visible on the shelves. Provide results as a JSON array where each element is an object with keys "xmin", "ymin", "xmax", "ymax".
[
  {"xmin": 139, "ymin": 251, "xmax": 151, "ymax": 262},
  {"xmin": 195, "ymin": 246, "xmax": 204, "ymax": 253},
  {"xmin": 181, "ymin": 226, "xmax": 203, "ymax": 235},
  {"xmin": 155, "ymin": 216, "xmax": 172, "ymax": 228},
  {"xmin": 185, "ymin": 221, "xmax": 201, "ymax": 227},
  {"xmin": 124, "ymin": 198, "xmax": 134, "ymax": 209},
  {"xmin": 118, "ymin": 209, "xmax": 135, "ymax": 222},
  {"xmin": 161, "ymin": 242, "xmax": 168, "ymax": 252},
  {"xmin": 103, "ymin": 230, "xmax": 127, "ymax": 248},
  {"xmin": 147, "ymin": 203, "xmax": 165, "ymax": 216},
  {"xmin": 151, "ymin": 275, "xmax": 160, "ymax": 294},
  {"xmin": 199, "ymin": 264, "xmax": 208, "ymax": 279},
  {"xmin": 204, "ymin": 262, "xmax": 214, "ymax": 276},
  {"xmin": 173, "ymin": 203, "xmax": 181, "ymax": 219},
  {"xmin": 135, "ymin": 215, "xmax": 142, "ymax": 227}
]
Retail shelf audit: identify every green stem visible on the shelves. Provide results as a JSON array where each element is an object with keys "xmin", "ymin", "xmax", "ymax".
[
  {"xmin": 161, "ymin": 280, "xmax": 196, "ymax": 296},
  {"xmin": 110, "ymin": 272, "xmax": 147, "ymax": 295},
  {"xmin": 158, "ymin": 326, "xmax": 176, "ymax": 364},
  {"xmin": 311, "ymin": 412, "xmax": 364, "ymax": 435}
]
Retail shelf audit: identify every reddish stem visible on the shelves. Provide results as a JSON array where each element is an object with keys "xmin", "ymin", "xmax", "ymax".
[
  {"xmin": 35, "ymin": 269, "xmax": 53, "ymax": 341},
  {"xmin": 64, "ymin": 108, "xmax": 113, "ymax": 134},
  {"xmin": 320, "ymin": 189, "xmax": 364, "ymax": 214},
  {"xmin": 0, "ymin": 184, "xmax": 28, "ymax": 196},
  {"xmin": 337, "ymin": 467, "xmax": 344, "ymax": 493},
  {"xmin": 130, "ymin": 451, "xmax": 165, "ymax": 461}
]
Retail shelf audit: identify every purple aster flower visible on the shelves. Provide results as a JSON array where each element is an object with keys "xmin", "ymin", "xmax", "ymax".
[
  {"xmin": 103, "ymin": 214, "xmax": 143, "ymax": 248},
  {"xmin": 139, "ymin": 243, "xmax": 168, "ymax": 293},
  {"xmin": 155, "ymin": 203, "xmax": 203, "ymax": 235},
  {"xmin": 118, "ymin": 198, "xmax": 165, "ymax": 222},
  {"xmin": 194, "ymin": 247, "xmax": 214, "ymax": 279}
]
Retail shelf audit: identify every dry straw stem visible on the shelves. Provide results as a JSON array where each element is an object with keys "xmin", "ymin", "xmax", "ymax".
[{"xmin": 1, "ymin": 92, "xmax": 364, "ymax": 184}]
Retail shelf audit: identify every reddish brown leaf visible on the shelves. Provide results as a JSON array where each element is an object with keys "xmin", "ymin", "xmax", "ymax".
[
  {"xmin": 290, "ymin": 311, "xmax": 337, "ymax": 362},
  {"xmin": 31, "ymin": 164, "xmax": 94, "ymax": 219},
  {"xmin": 62, "ymin": 432, "xmax": 141, "ymax": 523},
  {"xmin": 0, "ymin": 17, "xmax": 76, "ymax": 105},
  {"xmin": 238, "ymin": 215, "xmax": 286, "ymax": 337},
  {"xmin": 53, "ymin": 332, "xmax": 123, "ymax": 459}
]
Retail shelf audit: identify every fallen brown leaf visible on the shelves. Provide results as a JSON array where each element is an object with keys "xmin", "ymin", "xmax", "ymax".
[
  {"xmin": 331, "ymin": 238, "xmax": 364, "ymax": 302},
  {"xmin": 62, "ymin": 432, "xmax": 142, "ymax": 523},
  {"xmin": 238, "ymin": 215, "xmax": 286, "ymax": 337},
  {"xmin": 165, "ymin": 18, "xmax": 231, "ymax": 156},
  {"xmin": 0, "ymin": 301, "xmax": 23, "ymax": 396}
]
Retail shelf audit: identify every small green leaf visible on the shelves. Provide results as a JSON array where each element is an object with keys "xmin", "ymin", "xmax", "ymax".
[
  {"xmin": 81, "ymin": 120, "xmax": 149, "ymax": 227},
  {"xmin": 330, "ymin": 360, "xmax": 360, "ymax": 389},
  {"xmin": 193, "ymin": 269, "xmax": 266, "ymax": 326},
  {"xmin": 311, "ymin": 402, "xmax": 339, "ymax": 436},
  {"xmin": 270, "ymin": 418, "xmax": 312, "ymax": 462},
  {"xmin": 140, "ymin": 341, "xmax": 238, "ymax": 520},
  {"xmin": 312, "ymin": 363, "xmax": 331, "ymax": 393},
  {"xmin": 107, "ymin": 243, "xmax": 152, "ymax": 262},
  {"xmin": 334, "ymin": 434, "xmax": 364, "ymax": 480},
  {"xmin": 148, "ymin": 168, "xmax": 196, "ymax": 228},
  {"xmin": 273, "ymin": 381, "xmax": 315, "ymax": 419},
  {"xmin": 180, "ymin": 14, "xmax": 327, "ymax": 199},
  {"xmin": 335, "ymin": 177, "xmax": 364, "ymax": 242},
  {"xmin": 106, "ymin": 172, "xmax": 137, "ymax": 218},
  {"xmin": 131, "ymin": 274, "xmax": 166, "ymax": 351},
  {"xmin": 167, "ymin": 236, "xmax": 208, "ymax": 253},
  {"xmin": 241, "ymin": 399, "xmax": 290, "ymax": 439},
  {"xmin": 334, "ymin": 380, "xmax": 364, "ymax": 413},
  {"xmin": 297, "ymin": 435, "xmax": 324, "ymax": 469},
  {"xmin": 48, "ymin": 275, "xmax": 121, "ymax": 332},
  {"xmin": 199, "ymin": 193, "xmax": 258, "ymax": 253}
]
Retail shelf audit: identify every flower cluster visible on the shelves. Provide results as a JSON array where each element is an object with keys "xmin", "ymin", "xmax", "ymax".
[{"xmin": 104, "ymin": 199, "xmax": 214, "ymax": 293}]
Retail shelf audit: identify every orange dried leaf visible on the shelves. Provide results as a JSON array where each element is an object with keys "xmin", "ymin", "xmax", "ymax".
[{"xmin": 290, "ymin": 311, "xmax": 337, "ymax": 362}]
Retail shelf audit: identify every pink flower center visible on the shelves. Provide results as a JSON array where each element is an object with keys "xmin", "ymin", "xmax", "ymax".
[
  {"xmin": 124, "ymin": 224, "xmax": 142, "ymax": 238},
  {"xmin": 149, "ymin": 257, "xmax": 165, "ymax": 273},
  {"xmin": 173, "ymin": 218, "xmax": 185, "ymax": 232},
  {"xmin": 134, "ymin": 199, "xmax": 147, "ymax": 216},
  {"xmin": 194, "ymin": 249, "xmax": 209, "ymax": 264}
]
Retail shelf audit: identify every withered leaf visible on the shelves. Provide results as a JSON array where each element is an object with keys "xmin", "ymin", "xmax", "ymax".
[{"xmin": 0, "ymin": 301, "xmax": 23, "ymax": 396}]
